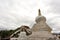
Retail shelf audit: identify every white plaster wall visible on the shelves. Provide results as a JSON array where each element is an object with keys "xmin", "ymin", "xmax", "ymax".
[{"xmin": 10, "ymin": 38, "xmax": 18, "ymax": 40}]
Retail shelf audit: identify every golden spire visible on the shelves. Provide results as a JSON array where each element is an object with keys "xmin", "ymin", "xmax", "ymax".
[{"xmin": 38, "ymin": 9, "xmax": 41, "ymax": 16}]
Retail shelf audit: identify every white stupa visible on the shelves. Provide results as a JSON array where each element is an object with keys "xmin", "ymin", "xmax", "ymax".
[
  {"xmin": 27, "ymin": 9, "xmax": 54, "ymax": 40},
  {"xmin": 31, "ymin": 9, "xmax": 52, "ymax": 32}
]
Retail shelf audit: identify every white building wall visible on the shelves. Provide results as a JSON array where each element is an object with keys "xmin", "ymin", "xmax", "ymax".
[{"xmin": 10, "ymin": 38, "xmax": 18, "ymax": 40}]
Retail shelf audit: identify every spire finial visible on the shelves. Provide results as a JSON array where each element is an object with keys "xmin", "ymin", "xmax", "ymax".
[{"xmin": 38, "ymin": 9, "xmax": 41, "ymax": 16}]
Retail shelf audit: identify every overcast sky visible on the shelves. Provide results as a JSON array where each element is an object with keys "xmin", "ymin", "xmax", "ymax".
[{"xmin": 0, "ymin": 0, "xmax": 60, "ymax": 33}]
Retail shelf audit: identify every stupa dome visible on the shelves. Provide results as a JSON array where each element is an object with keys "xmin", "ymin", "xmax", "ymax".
[
  {"xmin": 35, "ymin": 9, "xmax": 46, "ymax": 23},
  {"xmin": 35, "ymin": 16, "xmax": 46, "ymax": 23}
]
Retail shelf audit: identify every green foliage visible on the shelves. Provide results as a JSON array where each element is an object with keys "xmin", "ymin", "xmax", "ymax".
[
  {"xmin": 0, "ymin": 30, "xmax": 14, "ymax": 38},
  {"xmin": 0, "ymin": 27, "xmax": 21, "ymax": 38}
]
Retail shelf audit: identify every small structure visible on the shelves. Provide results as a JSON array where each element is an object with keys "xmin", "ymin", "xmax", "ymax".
[{"xmin": 10, "ymin": 25, "xmax": 32, "ymax": 40}]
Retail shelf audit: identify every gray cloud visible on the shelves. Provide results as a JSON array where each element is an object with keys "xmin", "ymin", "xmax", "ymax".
[
  {"xmin": 49, "ymin": 0, "xmax": 60, "ymax": 14},
  {"xmin": 41, "ymin": 0, "xmax": 60, "ymax": 14},
  {"xmin": 0, "ymin": 13, "xmax": 34, "ymax": 30},
  {"xmin": 45, "ymin": 0, "xmax": 60, "ymax": 14},
  {"xmin": 0, "ymin": 0, "xmax": 36, "ymax": 30}
]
